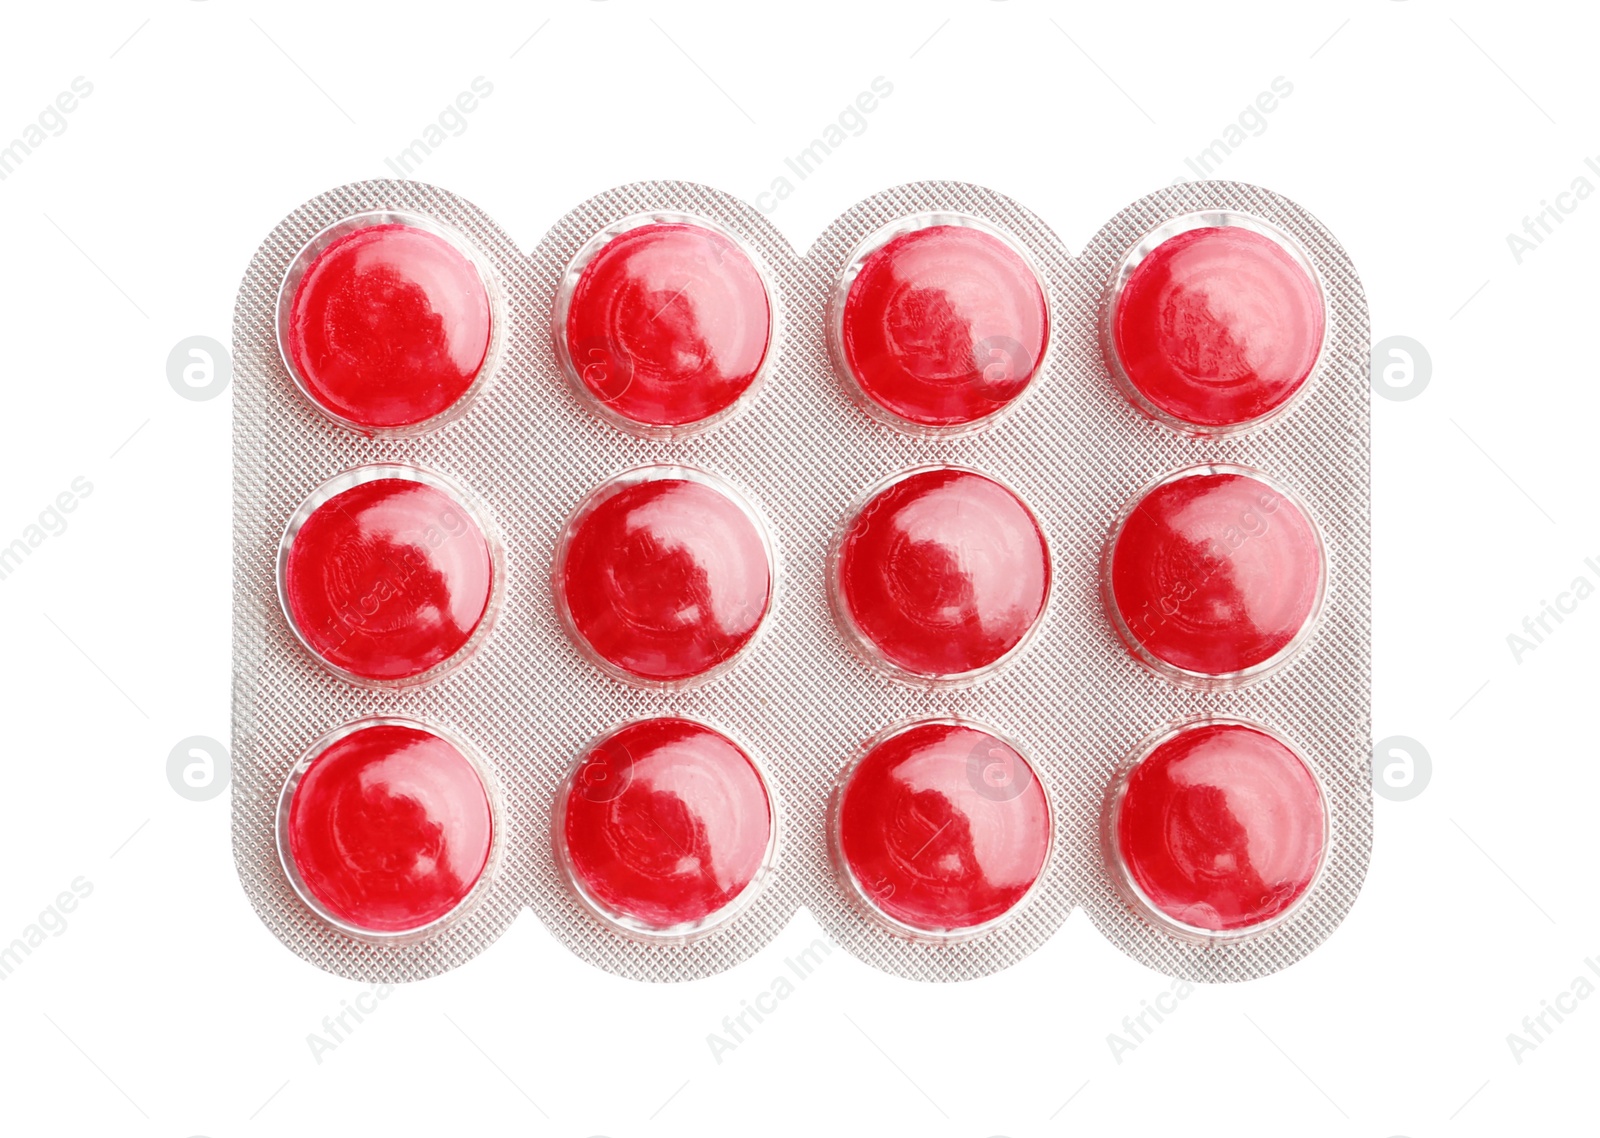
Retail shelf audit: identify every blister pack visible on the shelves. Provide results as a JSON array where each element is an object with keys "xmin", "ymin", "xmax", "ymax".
[{"xmin": 231, "ymin": 176, "xmax": 1371, "ymax": 983}]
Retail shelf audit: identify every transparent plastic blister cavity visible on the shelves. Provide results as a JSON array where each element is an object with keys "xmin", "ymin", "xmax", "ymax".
[
  {"xmin": 829, "ymin": 717, "xmax": 1054, "ymax": 944},
  {"xmin": 277, "ymin": 463, "xmax": 505, "ymax": 688},
  {"xmin": 827, "ymin": 464, "xmax": 1052, "ymax": 688},
  {"xmin": 275, "ymin": 716, "xmax": 503, "ymax": 945},
  {"xmin": 1099, "ymin": 210, "xmax": 1327, "ymax": 437},
  {"xmin": 233, "ymin": 177, "xmax": 1370, "ymax": 984},
  {"xmin": 1101, "ymin": 463, "xmax": 1327, "ymax": 690},
  {"xmin": 551, "ymin": 464, "xmax": 778, "ymax": 690},
  {"xmin": 277, "ymin": 210, "xmax": 506, "ymax": 436},
  {"xmin": 1101, "ymin": 717, "xmax": 1330, "ymax": 944},
  {"xmin": 552, "ymin": 212, "xmax": 780, "ymax": 439},
  {"xmin": 827, "ymin": 212, "xmax": 1051, "ymax": 438},
  {"xmin": 552, "ymin": 716, "xmax": 780, "ymax": 944}
]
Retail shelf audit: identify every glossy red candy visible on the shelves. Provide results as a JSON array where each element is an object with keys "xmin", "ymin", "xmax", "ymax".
[
  {"xmin": 838, "ymin": 222, "xmax": 1048, "ymax": 431},
  {"xmin": 1106, "ymin": 467, "xmax": 1322, "ymax": 683},
  {"xmin": 833, "ymin": 720, "xmax": 1051, "ymax": 936},
  {"xmin": 1110, "ymin": 720, "xmax": 1325, "ymax": 935},
  {"xmin": 562, "ymin": 221, "xmax": 772, "ymax": 431},
  {"xmin": 1109, "ymin": 222, "xmax": 1323, "ymax": 431},
  {"xmin": 558, "ymin": 718, "xmax": 774, "ymax": 936},
  {"xmin": 286, "ymin": 221, "xmax": 493, "ymax": 430},
  {"xmin": 834, "ymin": 467, "xmax": 1050, "ymax": 682},
  {"xmin": 284, "ymin": 721, "xmax": 494, "ymax": 935},
  {"xmin": 556, "ymin": 469, "xmax": 772, "ymax": 685},
  {"xmin": 282, "ymin": 472, "xmax": 496, "ymax": 684}
]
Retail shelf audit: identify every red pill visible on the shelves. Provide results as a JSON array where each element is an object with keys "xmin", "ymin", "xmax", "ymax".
[
  {"xmin": 557, "ymin": 718, "xmax": 774, "ymax": 938},
  {"xmin": 280, "ymin": 468, "xmax": 497, "ymax": 685},
  {"xmin": 1107, "ymin": 219, "xmax": 1323, "ymax": 433},
  {"xmin": 1105, "ymin": 466, "xmax": 1322, "ymax": 685},
  {"xmin": 555, "ymin": 468, "xmax": 773, "ymax": 686},
  {"xmin": 835, "ymin": 220, "xmax": 1049, "ymax": 433},
  {"xmin": 833, "ymin": 720, "xmax": 1051, "ymax": 938},
  {"xmin": 284, "ymin": 219, "xmax": 494, "ymax": 431},
  {"xmin": 560, "ymin": 220, "xmax": 773, "ymax": 433},
  {"xmin": 833, "ymin": 467, "xmax": 1050, "ymax": 683},
  {"xmin": 1108, "ymin": 720, "xmax": 1326, "ymax": 937},
  {"xmin": 282, "ymin": 720, "xmax": 495, "ymax": 936}
]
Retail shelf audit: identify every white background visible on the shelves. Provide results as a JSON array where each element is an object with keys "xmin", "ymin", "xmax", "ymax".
[{"xmin": 0, "ymin": 1, "xmax": 1594, "ymax": 1134}]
